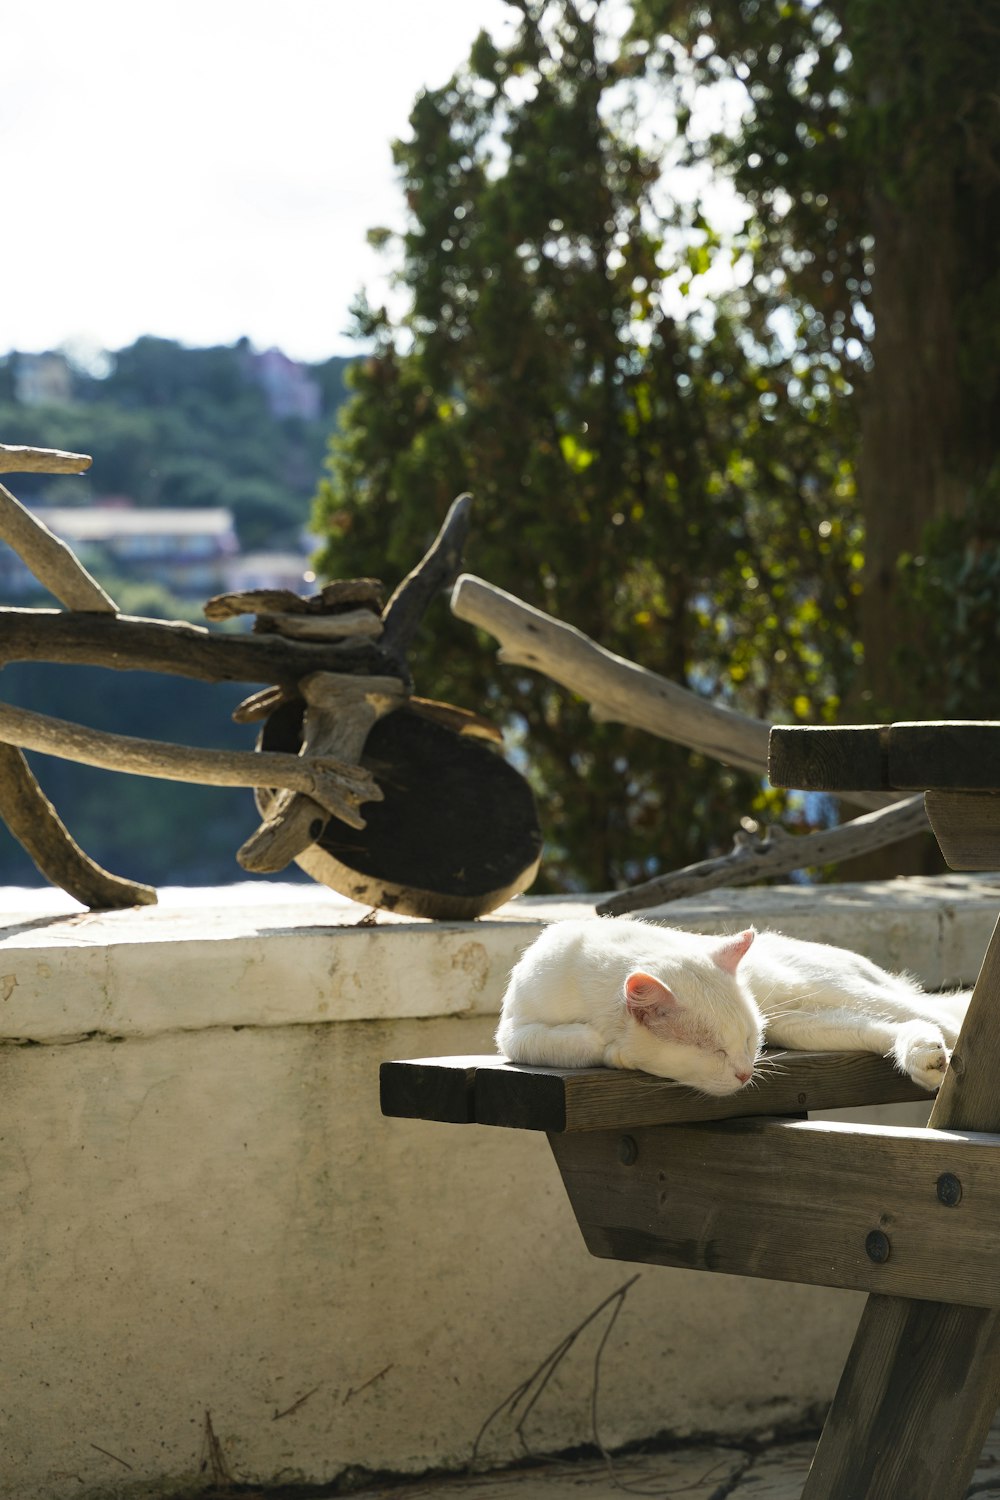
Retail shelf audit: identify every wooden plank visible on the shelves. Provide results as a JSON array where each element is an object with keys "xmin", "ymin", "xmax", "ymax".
[
  {"xmin": 550, "ymin": 1116, "xmax": 1000, "ymax": 1306},
  {"xmin": 768, "ymin": 724, "xmax": 887, "ymax": 790},
  {"xmin": 888, "ymin": 721, "xmax": 1000, "ymax": 790},
  {"xmin": 476, "ymin": 1049, "xmax": 926, "ymax": 1131},
  {"xmin": 770, "ymin": 720, "xmax": 1000, "ymax": 795},
  {"xmin": 379, "ymin": 1055, "xmax": 509, "ymax": 1124},
  {"xmin": 801, "ymin": 910, "xmax": 1000, "ymax": 1500},
  {"xmin": 380, "ymin": 1051, "xmax": 927, "ymax": 1132},
  {"xmin": 925, "ymin": 789, "xmax": 1000, "ymax": 870}
]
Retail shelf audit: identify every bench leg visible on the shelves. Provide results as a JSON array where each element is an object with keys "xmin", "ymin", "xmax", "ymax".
[
  {"xmin": 802, "ymin": 1297, "xmax": 1000, "ymax": 1499},
  {"xmin": 804, "ymin": 902, "xmax": 1000, "ymax": 1499}
]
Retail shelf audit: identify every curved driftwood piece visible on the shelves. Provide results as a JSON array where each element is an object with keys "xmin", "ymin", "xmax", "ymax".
[
  {"xmin": 598, "ymin": 794, "xmax": 930, "ymax": 914},
  {"xmin": 254, "ymin": 609, "xmax": 384, "ymax": 641},
  {"xmin": 0, "ymin": 699, "xmax": 382, "ymax": 828},
  {"xmin": 239, "ymin": 673, "xmax": 406, "ymax": 873},
  {"xmin": 451, "ymin": 574, "xmax": 900, "ymax": 816},
  {"xmin": 204, "ymin": 578, "xmax": 384, "ymax": 621},
  {"xmin": 0, "ymin": 483, "xmax": 117, "ymax": 612},
  {"xmin": 0, "ymin": 444, "xmax": 93, "ymax": 474},
  {"xmin": 0, "ymin": 743, "xmax": 155, "ymax": 908},
  {"xmin": 0, "ymin": 608, "xmax": 395, "ymax": 684},
  {"xmin": 380, "ymin": 492, "xmax": 473, "ymax": 665},
  {"xmin": 0, "ymin": 478, "xmax": 146, "ymax": 904}
]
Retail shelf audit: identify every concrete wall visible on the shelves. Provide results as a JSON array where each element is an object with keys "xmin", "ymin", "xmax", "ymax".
[{"xmin": 1, "ymin": 875, "xmax": 998, "ymax": 1500}]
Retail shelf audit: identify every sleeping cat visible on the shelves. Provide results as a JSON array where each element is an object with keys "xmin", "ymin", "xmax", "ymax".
[{"xmin": 495, "ymin": 917, "xmax": 971, "ymax": 1095}]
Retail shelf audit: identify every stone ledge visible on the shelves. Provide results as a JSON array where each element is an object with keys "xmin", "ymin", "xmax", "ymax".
[{"xmin": 0, "ymin": 872, "xmax": 996, "ymax": 1043}]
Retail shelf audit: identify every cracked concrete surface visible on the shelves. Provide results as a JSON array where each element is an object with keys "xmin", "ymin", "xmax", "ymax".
[{"xmin": 354, "ymin": 1412, "xmax": 1000, "ymax": 1498}]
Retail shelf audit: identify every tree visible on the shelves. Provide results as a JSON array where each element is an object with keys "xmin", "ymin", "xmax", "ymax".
[
  {"xmin": 313, "ymin": 0, "xmax": 859, "ymax": 891},
  {"xmin": 632, "ymin": 0, "xmax": 1000, "ymax": 712}
]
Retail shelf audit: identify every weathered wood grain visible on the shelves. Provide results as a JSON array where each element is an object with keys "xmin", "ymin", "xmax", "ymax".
[
  {"xmin": 379, "ymin": 1051, "xmax": 927, "ymax": 1131},
  {"xmin": 550, "ymin": 1116, "xmax": 1000, "ymax": 1305},
  {"xmin": 925, "ymin": 789, "xmax": 1000, "ymax": 870}
]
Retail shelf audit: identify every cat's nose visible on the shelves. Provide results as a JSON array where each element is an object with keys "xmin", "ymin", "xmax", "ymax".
[{"xmin": 734, "ymin": 1067, "xmax": 753, "ymax": 1085}]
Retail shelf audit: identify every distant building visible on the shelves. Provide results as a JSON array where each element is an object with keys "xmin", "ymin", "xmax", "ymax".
[
  {"xmin": 221, "ymin": 551, "xmax": 314, "ymax": 595},
  {"xmin": 14, "ymin": 352, "xmax": 74, "ymax": 407},
  {"xmin": 1, "ymin": 505, "xmax": 241, "ymax": 598},
  {"xmin": 241, "ymin": 347, "xmax": 322, "ymax": 422}
]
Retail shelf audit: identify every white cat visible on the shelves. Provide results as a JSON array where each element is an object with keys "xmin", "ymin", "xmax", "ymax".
[{"xmin": 495, "ymin": 917, "xmax": 970, "ymax": 1096}]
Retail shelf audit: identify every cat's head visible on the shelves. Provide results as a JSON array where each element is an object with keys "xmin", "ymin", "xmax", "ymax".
[{"xmin": 618, "ymin": 928, "xmax": 763, "ymax": 1095}]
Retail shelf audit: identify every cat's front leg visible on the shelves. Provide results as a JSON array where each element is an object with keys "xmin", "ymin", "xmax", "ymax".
[{"xmin": 891, "ymin": 1019, "xmax": 950, "ymax": 1091}]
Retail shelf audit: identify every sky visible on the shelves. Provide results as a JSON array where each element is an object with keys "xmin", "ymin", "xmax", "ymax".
[{"xmin": 4, "ymin": 1, "xmax": 515, "ymax": 365}]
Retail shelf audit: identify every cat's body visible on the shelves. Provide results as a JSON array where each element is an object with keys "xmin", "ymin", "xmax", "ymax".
[{"xmin": 495, "ymin": 917, "xmax": 970, "ymax": 1095}]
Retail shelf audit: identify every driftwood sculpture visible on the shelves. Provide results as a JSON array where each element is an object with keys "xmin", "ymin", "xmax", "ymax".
[
  {"xmin": 0, "ymin": 444, "xmax": 541, "ymax": 917},
  {"xmin": 450, "ymin": 574, "xmax": 931, "ymax": 910}
]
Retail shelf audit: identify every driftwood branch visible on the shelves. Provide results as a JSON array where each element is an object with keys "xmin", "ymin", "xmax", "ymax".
[
  {"xmin": 254, "ymin": 608, "xmax": 384, "ymax": 641},
  {"xmin": 0, "ymin": 444, "xmax": 92, "ymax": 474},
  {"xmin": 450, "ymin": 574, "xmax": 898, "ymax": 814},
  {"xmin": 598, "ymin": 795, "xmax": 930, "ymax": 914},
  {"xmin": 0, "ymin": 483, "xmax": 117, "ymax": 612},
  {"xmin": 0, "ymin": 608, "xmax": 394, "ymax": 684},
  {"xmin": 238, "ymin": 673, "xmax": 406, "ymax": 872},
  {"xmin": 380, "ymin": 493, "xmax": 473, "ymax": 663},
  {"xmin": 0, "ymin": 700, "xmax": 382, "ymax": 828},
  {"xmin": 0, "ymin": 743, "xmax": 155, "ymax": 907}
]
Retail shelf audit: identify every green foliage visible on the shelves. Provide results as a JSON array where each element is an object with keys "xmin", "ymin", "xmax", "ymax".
[
  {"xmin": 313, "ymin": 0, "xmax": 861, "ymax": 892},
  {"xmin": 895, "ymin": 466, "xmax": 1000, "ymax": 717}
]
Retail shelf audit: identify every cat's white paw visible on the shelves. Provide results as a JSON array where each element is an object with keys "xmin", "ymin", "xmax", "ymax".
[{"xmin": 895, "ymin": 1021, "xmax": 950, "ymax": 1092}]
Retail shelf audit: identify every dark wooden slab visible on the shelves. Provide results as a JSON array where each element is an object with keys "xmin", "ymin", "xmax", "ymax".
[
  {"xmin": 769, "ymin": 724, "xmax": 887, "ymax": 791},
  {"xmin": 770, "ymin": 720, "xmax": 1000, "ymax": 793},
  {"xmin": 550, "ymin": 1116, "xmax": 1000, "ymax": 1306},
  {"xmin": 378, "ymin": 1055, "xmax": 510, "ymax": 1125},
  {"xmin": 380, "ymin": 1051, "xmax": 928, "ymax": 1132}
]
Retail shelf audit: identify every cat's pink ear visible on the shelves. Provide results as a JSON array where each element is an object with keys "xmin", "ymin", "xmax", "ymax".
[
  {"xmin": 711, "ymin": 929, "xmax": 756, "ymax": 974},
  {"xmin": 624, "ymin": 971, "xmax": 678, "ymax": 1023}
]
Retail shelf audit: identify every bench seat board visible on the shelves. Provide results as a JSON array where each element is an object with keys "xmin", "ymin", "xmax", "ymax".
[
  {"xmin": 769, "ymin": 719, "xmax": 1000, "ymax": 793},
  {"xmin": 380, "ymin": 1051, "xmax": 927, "ymax": 1132},
  {"xmin": 550, "ymin": 1117, "xmax": 1000, "ymax": 1306}
]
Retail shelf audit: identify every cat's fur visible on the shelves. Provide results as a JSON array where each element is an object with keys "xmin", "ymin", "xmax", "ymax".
[{"xmin": 495, "ymin": 917, "xmax": 970, "ymax": 1095}]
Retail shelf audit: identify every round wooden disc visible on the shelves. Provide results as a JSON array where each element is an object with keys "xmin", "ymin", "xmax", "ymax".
[{"xmin": 259, "ymin": 702, "xmax": 542, "ymax": 919}]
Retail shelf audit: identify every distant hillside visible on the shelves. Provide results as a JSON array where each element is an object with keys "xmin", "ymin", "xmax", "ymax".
[
  {"xmin": 0, "ymin": 336, "xmax": 355, "ymax": 891},
  {"xmin": 0, "ymin": 336, "xmax": 353, "ymax": 554}
]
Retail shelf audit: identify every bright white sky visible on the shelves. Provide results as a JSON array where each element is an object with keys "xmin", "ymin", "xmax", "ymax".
[{"xmin": 4, "ymin": 0, "xmax": 514, "ymax": 365}]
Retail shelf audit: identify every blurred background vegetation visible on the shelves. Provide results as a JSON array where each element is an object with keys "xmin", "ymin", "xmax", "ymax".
[{"xmin": 2, "ymin": 0, "xmax": 998, "ymax": 894}]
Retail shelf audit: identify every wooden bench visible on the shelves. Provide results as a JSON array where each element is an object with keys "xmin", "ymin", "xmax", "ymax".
[{"xmin": 381, "ymin": 722, "xmax": 1000, "ymax": 1500}]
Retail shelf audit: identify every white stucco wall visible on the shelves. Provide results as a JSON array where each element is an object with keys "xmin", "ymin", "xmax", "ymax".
[{"xmin": 0, "ymin": 875, "xmax": 997, "ymax": 1500}]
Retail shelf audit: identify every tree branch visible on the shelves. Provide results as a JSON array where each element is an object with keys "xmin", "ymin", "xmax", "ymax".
[
  {"xmin": 0, "ymin": 483, "xmax": 117, "ymax": 612},
  {"xmin": 0, "ymin": 444, "xmax": 93, "ymax": 474},
  {"xmin": 598, "ymin": 795, "xmax": 930, "ymax": 913},
  {"xmin": 380, "ymin": 493, "xmax": 473, "ymax": 664},
  {"xmin": 0, "ymin": 699, "xmax": 382, "ymax": 828},
  {"xmin": 0, "ymin": 743, "xmax": 155, "ymax": 908},
  {"xmin": 0, "ymin": 608, "xmax": 397, "ymax": 684},
  {"xmin": 450, "ymin": 574, "xmax": 897, "ymax": 812}
]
